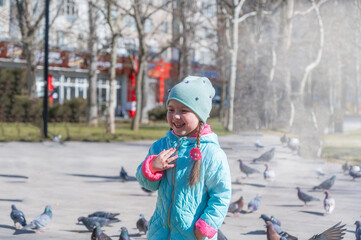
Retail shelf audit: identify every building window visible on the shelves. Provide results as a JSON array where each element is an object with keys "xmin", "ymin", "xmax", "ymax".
[
  {"xmin": 59, "ymin": 0, "xmax": 77, "ymax": 19},
  {"xmin": 161, "ymin": 21, "xmax": 168, "ymax": 33},
  {"xmin": 161, "ymin": 49, "xmax": 168, "ymax": 60},
  {"xmin": 202, "ymin": 2, "xmax": 216, "ymax": 17},
  {"xmin": 125, "ymin": 15, "xmax": 136, "ymax": 30},
  {"xmin": 0, "ymin": 0, "xmax": 5, "ymax": 7},
  {"xmin": 145, "ymin": 19, "xmax": 152, "ymax": 33},
  {"xmin": 57, "ymin": 31, "xmax": 65, "ymax": 47}
]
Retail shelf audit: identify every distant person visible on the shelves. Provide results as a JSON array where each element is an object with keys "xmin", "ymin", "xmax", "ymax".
[{"xmin": 136, "ymin": 76, "xmax": 232, "ymax": 240}]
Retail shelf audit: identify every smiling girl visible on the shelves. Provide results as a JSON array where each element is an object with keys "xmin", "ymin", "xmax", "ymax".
[{"xmin": 136, "ymin": 76, "xmax": 231, "ymax": 240}]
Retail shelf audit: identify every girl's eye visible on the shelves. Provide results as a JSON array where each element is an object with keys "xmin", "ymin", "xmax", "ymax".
[
  {"xmin": 168, "ymin": 109, "xmax": 174, "ymax": 112},
  {"xmin": 182, "ymin": 110, "xmax": 188, "ymax": 113}
]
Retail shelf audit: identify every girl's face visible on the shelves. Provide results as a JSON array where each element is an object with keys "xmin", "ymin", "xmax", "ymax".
[{"xmin": 167, "ymin": 100, "xmax": 200, "ymax": 137}]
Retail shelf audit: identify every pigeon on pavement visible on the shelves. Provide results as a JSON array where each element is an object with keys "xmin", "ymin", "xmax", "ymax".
[
  {"xmin": 307, "ymin": 221, "xmax": 346, "ymax": 240},
  {"xmin": 136, "ymin": 214, "xmax": 148, "ymax": 235},
  {"xmin": 260, "ymin": 214, "xmax": 298, "ymax": 240},
  {"xmin": 349, "ymin": 166, "xmax": 361, "ymax": 180},
  {"xmin": 238, "ymin": 159, "xmax": 260, "ymax": 178},
  {"xmin": 264, "ymin": 163, "xmax": 275, "ymax": 181},
  {"xmin": 91, "ymin": 225, "xmax": 112, "ymax": 240},
  {"xmin": 252, "ymin": 148, "xmax": 275, "ymax": 163},
  {"xmin": 78, "ymin": 216, "xmax": 120, "ymax": 231},
  {"xmin": 228, "ymin": 196, "xmax": 244, "ymax": 215},
  {"xmin": 355, "ymin": 221, "xmax": 361, "ymax": 240},
  {"xmin": 22, "ymin": 205, "xmax": 52, "ymax": 232},
  {"xmin": 266, "ymin": 221, "xmax": 282, "ymax": 240},
  {"xmin": 313, "ymin": 175, "xmax": 336, "ymax": 191},
  {"xmin": 287, "ymin": 138, "xmax": 300, "ymax": 154},
  {"xmin": 323, "ymin": 190, "xmax": 335, "ymax": 215},
  {"xmin": 10, "ymin": 204, "xmax": 27, "ymax": 229},
  {"xmin": 296, "ymin": 187, "xmax": 320, "ymax": 206},
  {"xmin": 280, "ymin": 133, "xmax": 287, "ymax": 145},
  {"xmin": 342, "ymin": 161, "xmax": 350, "ymax": 173},
  {"xmin": 88, "ymin": 211, "xmax": 120, "ymax": 220},
  {"xmin": 316, "ymin": 168, "xmax": 326, "ymax": 178},
  {"xmin": 217, "ymin": 228, "xmax": 227, "ymax": 240},
  {"xmin": 120, "ymin": 167, "xmax": 129, "ymax": 182},
  {"xmin": 247, "ymin": 196, "xmax": 261, "ymax": 213},
  {"xmin": 254, "ymin": 140, "xmax": 265, "ymax": 150},
  {"xmin": 119, "ymin": 226, "xmax": 131, "ymax": 240}
]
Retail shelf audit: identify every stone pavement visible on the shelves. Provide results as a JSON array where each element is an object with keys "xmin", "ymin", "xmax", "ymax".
[{"xmin": 0, "ymin": 133, "xmax": 359, "ymax": 239}]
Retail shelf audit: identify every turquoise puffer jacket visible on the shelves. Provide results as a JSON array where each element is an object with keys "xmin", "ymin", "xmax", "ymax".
[{"xmin": 136, "ymin": 127, "xmax": 232, "ymax": 240}]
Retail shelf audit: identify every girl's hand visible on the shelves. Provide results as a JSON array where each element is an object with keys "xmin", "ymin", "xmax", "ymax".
[
  {"xmin": 150, "ymin": 148, "xmax": 178, "ymax": 173},
  {"xmin": 194, "ymin": 228, "xmax": 206, "ymax": 240}
]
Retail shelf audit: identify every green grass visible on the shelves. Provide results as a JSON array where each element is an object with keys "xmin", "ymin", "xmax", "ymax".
[
  {"xmin": 0, "ymin": 118, "xmax": 232, "ymax": 142},
  {"xmin": 322, "ymin": 130, "xmax": 361, "ymax": 164}
]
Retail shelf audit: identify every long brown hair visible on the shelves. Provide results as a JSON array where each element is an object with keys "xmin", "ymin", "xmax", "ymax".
[{"xmin": 189, "ymin": 122, "xmax": 204, "ymax": 187}]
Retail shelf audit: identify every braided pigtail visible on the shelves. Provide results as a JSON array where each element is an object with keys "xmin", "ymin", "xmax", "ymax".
[{"xmin": 189, "ymin": 122, "xmax": 204, "ymax": 187}]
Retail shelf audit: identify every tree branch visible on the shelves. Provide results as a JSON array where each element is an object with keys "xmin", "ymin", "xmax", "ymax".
[
  {"xmin": 294, "ymin": 0, "xmax": 330, "ymax": 16},
  {"xmin": 299, "ymin": 0, "xmax": 324, "ymax": 94}
]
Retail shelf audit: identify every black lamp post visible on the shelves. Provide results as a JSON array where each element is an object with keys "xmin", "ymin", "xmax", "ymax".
[{"xmin": 42, "ymin": 0, "xmax": 50, "ymax": 138}]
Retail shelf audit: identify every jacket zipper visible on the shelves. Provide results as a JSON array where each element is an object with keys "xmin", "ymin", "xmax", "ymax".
[{"xmin": 167, "ymin": 137, "xmax": 185, "ymax": 239}]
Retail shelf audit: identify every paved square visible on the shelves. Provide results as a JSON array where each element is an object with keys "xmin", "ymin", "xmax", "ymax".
[{"xmin": 0, "ymin": 133, "xmax": 359, "ymax": 239}]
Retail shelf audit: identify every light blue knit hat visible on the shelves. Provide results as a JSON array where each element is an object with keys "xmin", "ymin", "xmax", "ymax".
[{"xmin": 167, "ymin": 76, "xmax": 215, "ymax": 123}]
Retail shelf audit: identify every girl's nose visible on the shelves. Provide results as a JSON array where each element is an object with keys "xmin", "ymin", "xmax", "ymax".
[{"xmin": 173, "ymin": 112, "xmax": 181, "ymax": 119}]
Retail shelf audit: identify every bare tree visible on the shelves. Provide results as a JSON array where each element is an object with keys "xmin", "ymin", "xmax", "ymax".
[
  {"xmin": 14, "ymin": 0, "xmax": 63, "ymax": 98},
  {"xmin": 96, "ymin": 0, "xmax": 126, "ymax": 133},
  {"xmin": 114, "ymin": 0, "xmax": 174, "ymax": 130}
]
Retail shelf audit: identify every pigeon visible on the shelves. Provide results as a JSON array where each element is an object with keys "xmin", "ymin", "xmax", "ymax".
[
  {"xmin": 260, "ymin": 214, "xmax": 298, "ymax": 240},
  {"xmin": 247, "ymin": 196, "xmax": 261, "ymax": 213},
  {"xmin": 296, "ymin": 187, "xmax": 320, "ymax": 206},
  {"xmin": 238, "ymin": 159, "xmax": 260, "ymax": 178},
  {"xmin": 217, "ymin": 228, "xmax": 227, "ymax": 240},
  {"xmin": 307, "ymin": 221, "xmax": 346, "ymax": 240},
  {"xmin": 228, "ymin": 196, "xmax": 244, "ymax": 215},
  {"xmin": 141, "ymin": 186, "xmax": 153, "ymax": 196},
  {"xmin": 313, "ymin": 175, "xmax": 336, "ymax": 191},
  {"xmin": 342, "ymin": 161, "xmax": 350, "ymax": 173},
  {"xmin": 264, "ymin": 163, "xmax": 275, "ymax": 181},
  {"xmin": 287, "ymin": 138, "xmax": 300, "ymax": 153},
  {"xmin": 266, "ymin": 221, "xmax": 282, "ymax": 240},
  {"xmin": 252, "ymin": 148, "xmax": 275, "ymax": 163},
  {"xmin": 120, "ymin": 167, "xmax": 129, "ymax": 182},
  {"xmin": 91, "ymin": 225, "xmax": 112, "ymax": 240},
  {"xmin": 88, "ymin": 211, "xmax": 120, "ymax": 220},
  {"xmin": 22, "ymin": 205, "xmax": 52, "ymax": 232},
  {"xmin": 119, "ymin": 226, "xmax": 131, "ymax": 240},
  {"xmin": 280, "ymin": 133, "xmax": 287, "ymax": 145},
  {"xmin": 316, "ymin": 168, "xmax": 326, "ymax": 178},
  {"xmin": 355, "ymin": 221, "xmax": 361, "ymax": 240},
  {"xmin": 10, "ymin": 204, "xmax": 27, "ymax": 229},
  {"xmin": 136, "ymin": 214, "xmax": 148, "ymax": 234},
  {"xmin": 254, "ymin": 140, "xmax": 265, "ymax": 150},
  {"xmin": 78, "ymin": 216, "xmax": 120, "ymax": 231},
  {"xmin": 349, "ymin": 166, "xmax": 361, "ymax": 180},
  {"xmin": 323, "ymin": 190, "xmax": 335, "ymax": 215}
]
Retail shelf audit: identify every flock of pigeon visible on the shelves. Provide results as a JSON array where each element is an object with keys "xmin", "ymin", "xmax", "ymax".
[
  {"xmin": 227, "ymin": 133, "xmax": 361, "ymax": 240},
  {"xmin": 10, "ymin": 203, "xmax": 149, "ymax": 239}
]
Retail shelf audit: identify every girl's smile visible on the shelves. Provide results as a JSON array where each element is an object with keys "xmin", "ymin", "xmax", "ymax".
[{"xmin": 167, "ymin": 100, "xmax": 200, "ymax": 137}]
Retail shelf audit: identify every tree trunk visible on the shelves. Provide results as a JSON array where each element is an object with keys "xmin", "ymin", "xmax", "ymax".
[
  {"xmin": 87, "ymin": 0, "xmax": 98, "ymax": 126},
  {"xmin": 23, "ymin": 40, "xmax": 37, "ymax": 98},
  {"xmin": 334, "ymin": 46, "xmax": 344, "ymax": 133},
  {"xmin": 107, "ymin": 34, "xmax": 117, "ymax": 134},
  {"xmin": 131, "ymin": 54, "xmax": 145, "ymax": 131},
  {"xmin": 141, "ymin": 60, "xmax": 150, "ymax": 124},
  {"xmin": 226, "ymin": 2, "xmax": 242, "ymax": 131}
]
